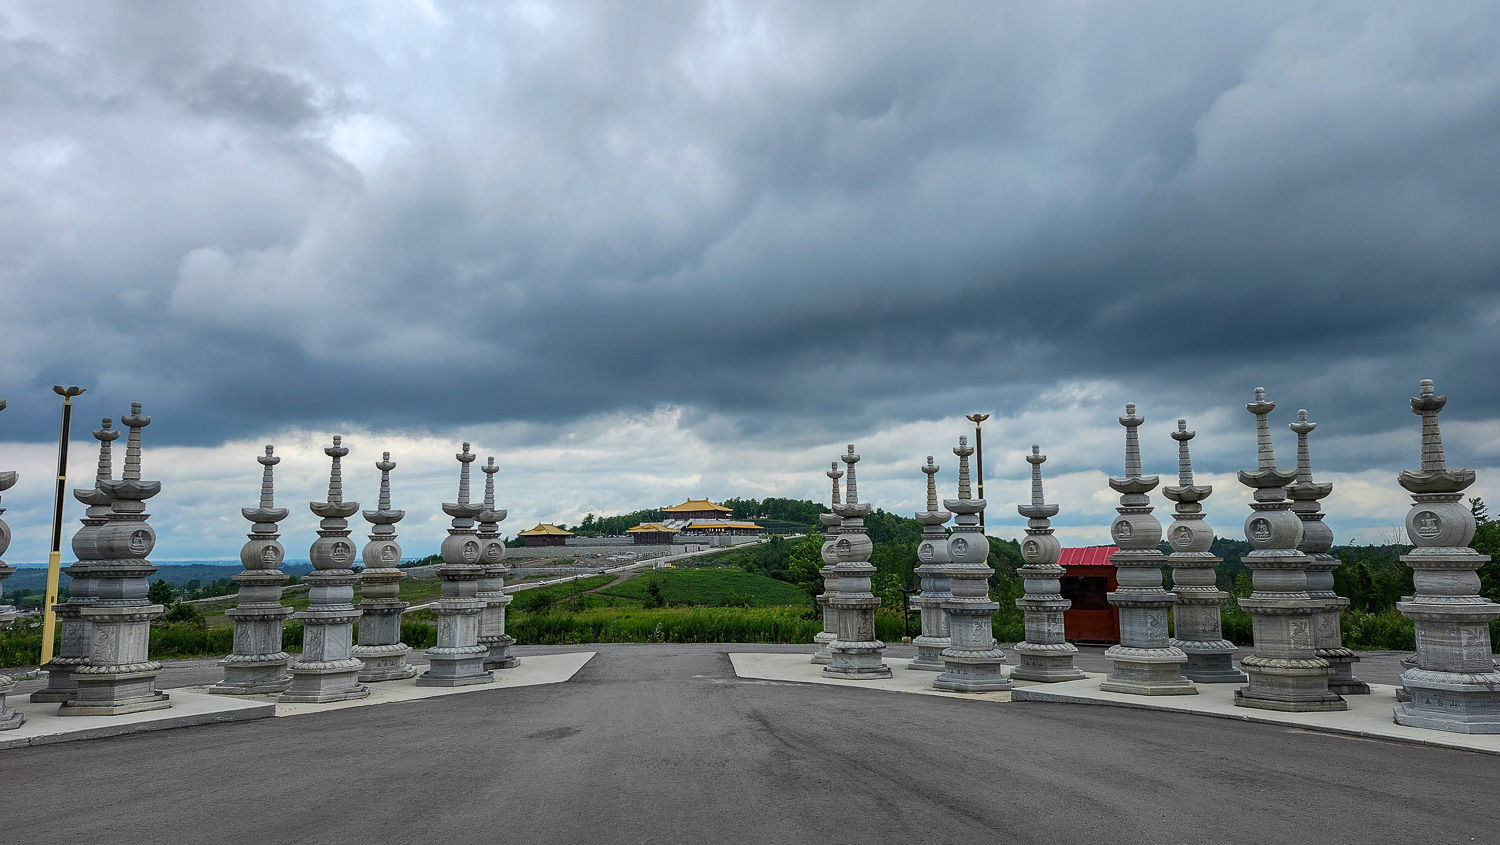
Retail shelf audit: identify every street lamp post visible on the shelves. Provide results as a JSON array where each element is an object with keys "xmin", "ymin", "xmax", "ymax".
[
  {"xmin": 965, "ymin": 413, "xmax": 989, "ymax": 530},
  {"xmin": 40, "ymin": 385, "xmax": 85, "ymax": 666}
]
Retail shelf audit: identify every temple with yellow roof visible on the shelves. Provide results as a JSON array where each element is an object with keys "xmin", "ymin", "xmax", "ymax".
[
  {"xmin": 644, "ymin": 498, "xmax": 761, "ymax": 541},
  {"xmin": 517, "ymin": 523, "xmax": 575, "ymax": 547}
]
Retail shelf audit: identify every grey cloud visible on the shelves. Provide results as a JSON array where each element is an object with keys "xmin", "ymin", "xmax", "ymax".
[{"xmin": 0, "ymin": 0, "xmax": 1497, "ymax": 488}]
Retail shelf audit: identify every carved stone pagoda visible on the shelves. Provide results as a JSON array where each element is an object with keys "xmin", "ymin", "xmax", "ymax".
[
  {"xmin": 909, "ymin": 456, "xmax": 952, "ymax": 672},
  {"xmin": 934, "ymin": 435, "xmax": 1010, "ymax": 692},
  {"xmin": 211, "ymin": 445, "xmax": 296, "ymax": 694},
  {"xmin": 417, "ymin": 443, "xmax": 494, "ymax": 687},
  {"xmin": 1234, "ymin": 389, "xmax": 1343, "ymax": 712},
  {"xmin": 824, "ymin": 445, "xmax": 890, "ymax": 679},
  {"xmin": 1164, "ymin": 420, "xmax": 1243, "ymax": 684},
  {"xmin": 1012, "ymin": 445, "xmax": 1084, "ymax": 683},
  {"xmin": 283, "ymin": 436, "xmax": 370, "ymax": 703},
  {"xmin": 1288, "ymin": 410, "xmax": 1366, "ymax": 695},
  {"xmin": 353, "ymin": 452, "xmax": 417, "ymax": 683},
  {"xmin": 33, "ymin": 417, "xmax": 117, "ymax": 702},
  {"xmin": 1100, "ymin": 404, "xmax": 1195, "ymax": 696},
  {"xmin": 811, "ymin": 461, "xmax": 842, "ymax": 665},
  {"xmin": 61, "ymin": 403, "xmax": 172, "ymax": 716},
  {"xmin": 0, "ymin": 401, "xmax": 20, "ymax": 729},
  {"xmin": 477, "ymin": 456, "xmax": 518, "ymax": 670},
  {"xmin": 1393, "ymin": 379, "xmax": 1500, "ymax": 733}
]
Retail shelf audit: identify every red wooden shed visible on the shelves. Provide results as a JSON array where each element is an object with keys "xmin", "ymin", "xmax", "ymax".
[{"xmin": 1059, "ymin": 546, "xmax": 1121, "ymax": 644}]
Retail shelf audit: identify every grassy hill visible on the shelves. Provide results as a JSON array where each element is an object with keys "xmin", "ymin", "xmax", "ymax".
[{"xmin": 603, "ymin": 567, "xmax": 804, "ymax": 606}]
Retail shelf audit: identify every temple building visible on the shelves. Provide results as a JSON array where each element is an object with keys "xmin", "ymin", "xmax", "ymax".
[
  {"xmin": 658, "ymin": 498, "xmax": 761, "ymax": 536},
  {"xmin": 518, "ymin": 523, "xmax": 574, "ymax": 547},
  {"xmin": 625, "ymin": 523, "xmax": 676, "ymax": 545}
]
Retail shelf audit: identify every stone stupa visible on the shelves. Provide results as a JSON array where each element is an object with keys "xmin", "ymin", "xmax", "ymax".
[
  {"xmin": 1234, "ymin": 389, "xmax": 1343, "ymax": 712},
  {"xmin": 1288, "ymin": 410, "xmax": 1366, "ymax": 695},
  {"xmin": 62, "ymin": 403, "xmax": 172, "ymax": 716},
  {"xmin": 417, "ymin": 443, "xmax": 494, "ymax": 687},
  {"xmin": 811, "ymin": 461, "xmax": 843, "ymax": 665},
  {"xmin": 1012, "ymin": 445, "xmax": 1085, "ymax": 683},
  {"xmin": 909, "ymin": 456, "xmax": 953, "ymax": 672},
  {"xmin": 33, "ymin": 417, "xmax": 117, "ymax": 702},
  {"xmin": 824, "ymin": 445, "xmax": 891, "ymax": 679},
  {"xmin": 1100, "ymin": 404, "xmax": 1195, "ymax": 696},
  {"xmin": 0, "ymin": 400, "xmax": 21, "ymax": 729},
  {"xmin": 477, "ymin": 457, "xmax": 518, "ymax": 670},
  {"xmin": 353, "ymin": 452, "xmax": 418, "ymax": 683},
  {"xmin": 1393, "ymin": 379, "xmax": 1500, "ymax": 733},
  {"xmin": 211, "ymin": 445, "xmax": 296, "ymax": 694},
  {"xmin": 1164, "ymin": 420, "xmax": 1243, "ymax": 684},
  {"xmin": 934, "ymin": 435, "xmax": 1010, "ymax": 692},
  {"xmin": 283, "ymin": 436, "xmax": 370, "ymax": 703}
]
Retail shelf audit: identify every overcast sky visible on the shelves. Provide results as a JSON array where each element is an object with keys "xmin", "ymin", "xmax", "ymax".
[{"xmin": 1, "ymin": 1, "xmax": 1497, "ymax": 562}]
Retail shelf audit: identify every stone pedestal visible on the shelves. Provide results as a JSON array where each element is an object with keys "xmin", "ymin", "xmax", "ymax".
[
  {"xmin": 811, "ymin": 462, "xmax": 843, "ymax": 665},
  {"xmin": 1234, "ymin": 390, "xmax": 1344, "ymax": 713},
  {"xmin": 283, "ymin": 436, "xmax": 370, "ymax": 704},
  {"xmin": 1164, "ymin": 421, "xmax": 1244, "ymax": 684},
  {"xmin": 824, "ymin": 445, "xmax": 890, "ymax": 679},
  {"xmin": 476, "ymin": 457, "xmax": 517, "ymax": 671},
  {"xmin": 62, "ymin": 404, "xmax": 171, "ymax": 717},
  {"xmin": 418, "ymin": 443, "xmax": 494, "ymax": 687},
  {"xmin": 212, "ymin": 446, "xmax": 295, "ymax": 694},
  {"xmin": 1393, "ymin": 380, "xmax": 1500, "ymax": 733},
  {"xmin": 1012, "ymin": 446, "xmax": 1084, "ymax": 683},
  {"xmin": 34, "ymin": 418, "xmax": 115, "ymax": 703},
  {"xmin": 909, "ymin": 457, "xmax": 952, "ymax": 672},
  {"xmin": 935, "ymin": 436, "xmax": 1010, "ymax": 692},
  {"xmin": 1101, "ymin": 405, "xmax": 1195, "ymax": 696},
  {"xmin": 353, "ymin": 452, "xmax": 417, "ymax": 683},
  {"xmin": 1288, "ymin": 411, "xmax": 1367, "ymax": 696}
]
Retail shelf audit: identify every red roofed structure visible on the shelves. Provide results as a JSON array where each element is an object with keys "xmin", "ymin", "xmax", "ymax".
[{"xmin": 1059, "ymin": 546, "xmax": 1121, "ymax": 643}]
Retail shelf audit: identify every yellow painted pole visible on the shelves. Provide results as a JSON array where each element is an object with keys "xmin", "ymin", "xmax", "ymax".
[{"xmin": 39, "ymin": 384, "xmax": 84, "ymax": 666}]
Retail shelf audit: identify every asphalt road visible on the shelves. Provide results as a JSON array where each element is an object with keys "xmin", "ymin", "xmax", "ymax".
[{"xmin": 1, "ymin": 644, "xmax": 1488, "ymax": 845}]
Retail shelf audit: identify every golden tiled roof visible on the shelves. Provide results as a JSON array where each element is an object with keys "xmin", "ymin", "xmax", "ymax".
[
  {"xmin": 627, "ymin": 523, "xmax": 676, "ymax": 533},
  {"xmin": 662, "ymin": 498, "xmax": 732, "ymax": 513},
  {"xmin": 518, "ymin": 523, "xmax": 575, "ymax": 536}
]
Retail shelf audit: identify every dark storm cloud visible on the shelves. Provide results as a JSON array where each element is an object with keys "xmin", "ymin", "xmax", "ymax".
[{"xmin": 2, "ymin": 1, "xmax": 1497, "ymax": 480}]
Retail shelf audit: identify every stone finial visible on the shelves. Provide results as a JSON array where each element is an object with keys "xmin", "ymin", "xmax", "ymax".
[
  {"xmin": 258, "ymin": 445, "xmax": 280, "ymax": 509},
  {"xmin": 76, "ymin": 418, "xmax": 119, "ymax": 508},
  {"xmin": 1164, "ymin": 420, "xmax": 1211, "ymax": 507},
  {"xmin": 954, "ymin": 435, "xmax": 974, "ymax": 500},
  {"xmin": 841, "ymin": 445, "xmax": 861, "ymax": 504},
  {"xmin": 1121, "ymin": 403, "xmax": 1145, "ymax": 477},
  {"xmin": 456, "ymin": 442, "xmax": 475, "ymax": 505},
  {"xmin": 1285, "ymin": 411, "xmax": 1333, "ymax": 505},
  {"xmin": 922, "ymin": 456, "xmax": 940, "ymax": 513},
  {"xmin": 310, "ymin": 436, "xmax": 359, "ymax": 521},
  {"xmin": 1238, "ymin": 388, "xmax": 1298, "ymax": 493},
  {"xmin": 243, "ymin": 445, "xmax": 290, "ymax": 527},
  {"xmin": 482, "ymin": 457, "xmax": 498, "ymax": 511},
  {"xmin": 376, "ymin": 452, "xmax": 396, "ymax": 512},
  {"xmin": 1412, "ymin": 378, "xmax": 1447, "ymax": 472},
  {"xmin": 1398, "ymin": 378, "xmax": 1475, "ymax": 495},
  {"xmin": 1248, "ymin": 388, "xmax": 1278, "ymax": 471},
  {"xmin": 95, "ymin": 419, "xmax": 119, "ymax": 485},
  {"xmin": 1017, "ymin": 445, "xmax": 1060, "ymax": 521},
  {"xmin": 442, "ymin": 442, "xmax": 486, "ymax": 521},
  {"xmin": 120, "ymin": 402, "xmax": 149, "ymax": 482},
  {"xmin": 1109, "ymin": 404, "xmax": 1159, "ymax": 500},
  {"xmin": 325, "ymin": 435, "xmax": 349, "ymax": 504},
  {"xmin": 827, "ymin": 461, "xmax": 843, "ymax": 506},
  {"xmin": 1172, "ymin": 420, "xmax": 1195, "ymax": 486}
]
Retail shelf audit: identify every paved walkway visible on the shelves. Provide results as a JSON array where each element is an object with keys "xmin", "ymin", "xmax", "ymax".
[{"xmin": 0, "ymin": 643, "xmax": 1489, "ymax": 844}]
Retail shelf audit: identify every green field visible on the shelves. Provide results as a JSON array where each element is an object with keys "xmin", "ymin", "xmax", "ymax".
[{"xmin": 601, "ymin": 567, "xmax": 806, "ymax": 606}]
